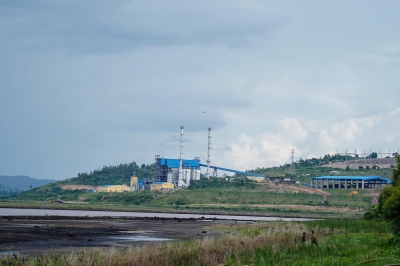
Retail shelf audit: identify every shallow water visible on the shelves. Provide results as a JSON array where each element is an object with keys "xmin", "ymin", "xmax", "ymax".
[
  {"xmin": 0, "ymin": 251, "xmax": 20, "ymax": 257},
  {"xmin": 0, "ymin": 208, "xmax": 313, "ymax": 221}
]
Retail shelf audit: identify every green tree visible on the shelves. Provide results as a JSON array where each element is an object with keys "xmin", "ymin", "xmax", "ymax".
[
  {"xmin": 381, "ymin": 186, "xmax": 400, "ymax": 234},
  {"xmin": 374, "ymin": 156, "xmax": 400, "ymax": 235},
  {"xmin": 391, "ymin": 156, "xmax": 400, "ymax": 186}
]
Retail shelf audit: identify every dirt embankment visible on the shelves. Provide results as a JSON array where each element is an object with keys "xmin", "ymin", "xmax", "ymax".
[
  {"xmin": 265, "ymin": 183, "xmax": 332, "ymax": 196},
  {"xmin": 285, "ymin": 185, "xmax": 332, "ymax": 196}
]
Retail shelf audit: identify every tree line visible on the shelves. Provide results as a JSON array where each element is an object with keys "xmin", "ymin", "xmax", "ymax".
[{"xmin": 365, "ymin": 156, "xmax": 400, "ymax": 236}]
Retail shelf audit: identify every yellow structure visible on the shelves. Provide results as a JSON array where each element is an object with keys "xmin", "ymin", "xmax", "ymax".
[
  {"xmin": 96, "ymin": 185, "xmax": 130, "ymax": 192},
  {"xmin": 149, "ymin": 182, "xmax": 174, "ymax": 191},
  {"xmin": 349, "ymin": 191, "xmax": 358, "ymax": 195},
  {"xmin": 246, "ymin": 176, "xmax": 266, "ymax": 183},
  {"xmin": 130, "ymin": 176, "xmax": 138, "ymax": 189}
]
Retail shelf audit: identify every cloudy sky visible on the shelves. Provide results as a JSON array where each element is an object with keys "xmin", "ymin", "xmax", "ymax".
[{"xmin": 1, "ymin": 0, "xmax": 399, "ymax": 180}]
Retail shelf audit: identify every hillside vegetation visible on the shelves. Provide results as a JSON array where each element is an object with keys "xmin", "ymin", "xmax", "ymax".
[
  {"xmin": 0, "ymin": 184, "xmax": 19, "ymax": 197},
  {"xmin": 364, "ymin": 156, "xmax": 400, "ymax": 236}
]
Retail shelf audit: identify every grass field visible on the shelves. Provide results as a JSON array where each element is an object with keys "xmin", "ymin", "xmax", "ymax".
[{"xmin": 1, "ymin": 219, "xmax": 398, "ymax": 266}]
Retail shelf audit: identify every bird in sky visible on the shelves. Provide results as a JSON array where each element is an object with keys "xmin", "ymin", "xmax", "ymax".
[{"xmin": 203, "ymin": 111, "xmax": 206, "ymax": 113}]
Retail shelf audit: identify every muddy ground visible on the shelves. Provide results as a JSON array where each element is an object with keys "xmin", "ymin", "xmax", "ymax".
[{"xmin": 0, "ymin": 216, "xmax": 237, "ymax": 257}]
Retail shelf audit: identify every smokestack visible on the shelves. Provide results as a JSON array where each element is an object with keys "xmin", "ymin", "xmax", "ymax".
[
  {"xmin": 178, "ymin": 126, "xmax": 184, "ymax": 187},
  {"xmin": 206, "ymin": 127, "xmax": 212, "ymax": 179}
]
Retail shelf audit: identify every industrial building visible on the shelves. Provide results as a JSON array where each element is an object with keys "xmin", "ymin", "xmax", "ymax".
[
  {"xmin": 150, "ymin": 182, "xmax": 174, "ymax": 191},
  {"xmin": 310, "ymin": 176, "xmax": 392, "ymax": 189},
  {"xmin": 130, "ymin": 176, "xmax": 146, "ymax": 191},
  {"xmin": 154, "ymin": 156, "xmax": 201, "ymax": 187},
  {"xmin": 96, "ymin": 184, "xmax": 131, "ymax": 192},
  {"xmin": 153, "ymin": 126, "xmax": 265, "ymax": 188}
]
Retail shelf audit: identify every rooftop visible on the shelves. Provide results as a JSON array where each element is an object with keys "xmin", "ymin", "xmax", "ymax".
[{"xmin": 158, "ymin": 158, "xmax": 200, "ymax": 168}]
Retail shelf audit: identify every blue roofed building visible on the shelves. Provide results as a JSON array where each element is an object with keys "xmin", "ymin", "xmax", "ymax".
[
  {"xmin": 310, "ymin": 176, "xmax": 392, "ymax": 189},
  {"xmin": 153, "ymin": 155, "xmax": 201, "ymax": 186}
]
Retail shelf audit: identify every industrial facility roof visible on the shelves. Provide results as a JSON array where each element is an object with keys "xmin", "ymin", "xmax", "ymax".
[
  {"xmin": 158, "ymin": 158, "xmax": 200, "ymax": 168},
  {"xmin": 312, "ymin": 176, "xmax": 392, "ymax": 183}
]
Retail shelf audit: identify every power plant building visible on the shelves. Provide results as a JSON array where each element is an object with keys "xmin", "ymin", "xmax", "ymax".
[{"xmin": 154, "ymin": 155, "xmax": 201, "ymax": 187}]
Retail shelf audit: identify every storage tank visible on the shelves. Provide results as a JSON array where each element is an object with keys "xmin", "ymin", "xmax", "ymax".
[
  {"xmin": 184, "ymin": 169, "xmax": 191, "ymax": 187},
  {"xmin": 170, "ymin": 169, "xmax": 179, "ymax": 183},
  {"xmin": 167, "ymin": 172, "xmax": 173, "ymax": 183},
  {"xmin": 190, "ymin": 169, "xmax": 196, "ymax": 180}
]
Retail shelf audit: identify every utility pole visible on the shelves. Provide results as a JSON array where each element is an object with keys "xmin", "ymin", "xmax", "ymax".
[
  {"xmin": 290, "ymin": 149, "xmax": 295, "ymax": 175},
  {"xmin": 337, "ymin": 149, "xmax": 339, "ymax": 163}
]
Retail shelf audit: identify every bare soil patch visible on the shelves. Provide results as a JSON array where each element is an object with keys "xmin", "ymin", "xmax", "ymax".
[
  {"xmin": 285, "ymin": 185, "xmax": 332, "ymax": 196},
  {"xmin": 61, "ymin": 185, "xmax": 95, "ymax": 190},
  {"xmin": 263, "ymin": 183, "xmax": 332, "ymax": 196}
]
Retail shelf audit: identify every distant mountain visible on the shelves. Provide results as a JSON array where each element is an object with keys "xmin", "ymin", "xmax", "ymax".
[
  {"xmin": 0, "ymin": 184, "xmax": 20, "ymax": 197},
  {"xmin": 0, "ymin": 175, "xmax": 56, "ymax": 191}
]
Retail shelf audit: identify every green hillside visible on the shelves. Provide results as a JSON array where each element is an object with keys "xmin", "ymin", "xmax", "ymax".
[
  {"xmin": 70, "ymin": 162, "xmax": 154, "ymax": 186},
  {"xmin": 0, "ymin": 184, "xmax": 19, "ymax": 197}
]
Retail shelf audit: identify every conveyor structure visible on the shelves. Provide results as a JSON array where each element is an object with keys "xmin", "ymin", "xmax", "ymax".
[{"xmin": 199, "ymin": 164, "xmax": 266, "ymax": 178}]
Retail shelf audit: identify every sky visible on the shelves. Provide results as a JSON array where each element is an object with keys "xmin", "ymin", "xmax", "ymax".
[{"xmin": 1, "ymin": 0, "xmax": 399, "ymax": 180}]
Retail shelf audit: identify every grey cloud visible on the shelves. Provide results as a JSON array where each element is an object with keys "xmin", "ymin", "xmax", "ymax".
[
  {"xmin": 0, "ymin": 1, "xmax": 279, "ymax": 54},
  {"xmin": 1, "ymin": 0, "xmax": 400, "ymax": 180}
]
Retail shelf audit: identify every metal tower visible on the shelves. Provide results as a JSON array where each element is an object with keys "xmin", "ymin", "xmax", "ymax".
[{"xmin": 290, "ymin": 149, "xmax": 295, "ymax": 175}]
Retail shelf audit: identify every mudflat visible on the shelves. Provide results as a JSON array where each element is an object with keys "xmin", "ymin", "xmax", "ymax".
[{"xmin": 0, "ymin": 216, "xmax": 230, "ymax": 257}]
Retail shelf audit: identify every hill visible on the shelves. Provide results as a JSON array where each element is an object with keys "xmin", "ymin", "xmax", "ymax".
[
  {"xmin": 0, "ymin": 184, "xmax": 19, "ymax": 197},
  {"xmin": 0, "ymin": 175, "xmax": 56, "ymax": 191}
]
